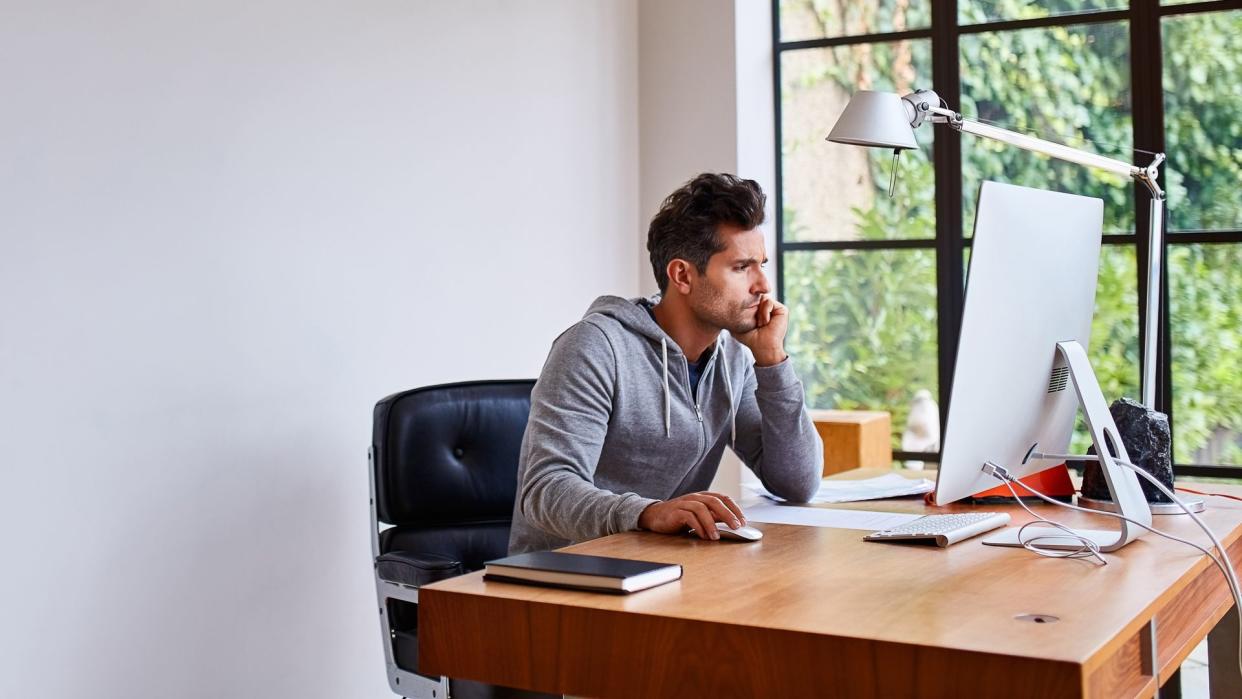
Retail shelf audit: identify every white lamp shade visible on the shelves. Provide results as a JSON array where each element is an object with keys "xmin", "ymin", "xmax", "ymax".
[{"xmin": 826, "ymin": 90, "xmax": 918, "ymax": 150}]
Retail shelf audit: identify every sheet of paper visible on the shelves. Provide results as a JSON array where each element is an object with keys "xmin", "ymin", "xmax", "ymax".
[
  {"xmin": 744, "ymin": 504, "xmax": 920, "ymax": 531},
  {"xmin": 814, "ymin": 473, "xmax": 934, "ymax": 503},
  {"xmin": 753, "ymin": 473, "xmax": 934, "ymax": 504}
]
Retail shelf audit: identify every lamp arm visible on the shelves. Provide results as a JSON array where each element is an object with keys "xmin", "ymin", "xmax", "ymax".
[
  {"xmin": 925, "ymin": 107, "xmax": 1139, "ymax": 178},
  {"xmin": 1141, "ymin": 188, "xmax": 1164, "ymax": 408},
  {"xmin": 925, "ymin": 104, "xmax": 1168, "ymax": 409}
]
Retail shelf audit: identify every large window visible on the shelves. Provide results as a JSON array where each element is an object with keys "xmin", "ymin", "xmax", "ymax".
[{"xmin": 775, "ymin": 0, "xmax": 1242, "ymax": 475}]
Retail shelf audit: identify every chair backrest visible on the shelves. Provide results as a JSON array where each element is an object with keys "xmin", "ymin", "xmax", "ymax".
[{"xmin": 372, "ymin": 379, "xmax": 535, "ymax": 528}]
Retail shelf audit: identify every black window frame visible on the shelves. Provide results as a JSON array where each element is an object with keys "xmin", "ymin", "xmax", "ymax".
[{"xmin": 773, "ymin": 0, "xmax": 1242, "ymax": 478}]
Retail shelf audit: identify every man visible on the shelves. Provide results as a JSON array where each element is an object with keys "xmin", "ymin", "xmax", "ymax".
[{"xmin": 508, "ymin": 173, "xmax": 823, "ymax": 554}]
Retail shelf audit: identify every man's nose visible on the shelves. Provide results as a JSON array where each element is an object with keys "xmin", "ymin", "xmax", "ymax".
[{"xmin": 753, "ymin": 269, "xmax": 771, "ymax": 295}]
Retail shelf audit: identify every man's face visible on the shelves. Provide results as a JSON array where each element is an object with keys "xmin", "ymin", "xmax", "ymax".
[{"xmin": 687, "ymin": 225, "xmax": 771, "ymax": 335}]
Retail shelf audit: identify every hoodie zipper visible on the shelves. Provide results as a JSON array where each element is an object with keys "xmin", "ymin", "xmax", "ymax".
[
  {"xmin": 684, "ymin": 356, "xmax": 703, "ymax": 423},
  {"xmin": 688, "ymin": 346, "xmax": 722, "ymax": 423}
]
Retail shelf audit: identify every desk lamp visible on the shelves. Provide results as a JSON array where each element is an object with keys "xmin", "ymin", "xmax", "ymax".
[
  {"xmin": 826, "ymin": 89, "xmax": 1173, "ymax": 511},
  {"xmin": 827, "ymin": 89, "xmax": 1166, "ymax": 408}
]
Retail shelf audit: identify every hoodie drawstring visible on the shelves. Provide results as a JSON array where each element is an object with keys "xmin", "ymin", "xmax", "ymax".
[
  {"xmin": 661, "ymin": 337, "xmax": 671, "ymax": 437},
  {"xmin": 719, "ymin": 342, "xmax": 736, "ymax": 448},
  {"xmin": 660, "ymin": 336, "xmax": 734, "ymax": 446}
]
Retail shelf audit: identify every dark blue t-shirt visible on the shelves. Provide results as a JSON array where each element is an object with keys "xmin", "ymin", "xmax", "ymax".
[{"xmin": 640, "ymin": 301, "xmax": 713, "ymax": 398}]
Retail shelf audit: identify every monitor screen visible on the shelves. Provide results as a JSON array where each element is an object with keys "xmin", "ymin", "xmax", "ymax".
[{"xmin": 934, "ymin": 181, "xmax": 1103, "ymax": 506}]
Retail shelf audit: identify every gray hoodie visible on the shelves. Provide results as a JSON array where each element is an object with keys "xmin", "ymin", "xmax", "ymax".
[{"xmin": 508, "ymin": 295, "xmax": 823, "ymax": 554}]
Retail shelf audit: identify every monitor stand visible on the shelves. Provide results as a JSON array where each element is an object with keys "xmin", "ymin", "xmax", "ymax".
[{"xmin": 981, "ymin": 341, "xmax": 1153, "ymax": 553}]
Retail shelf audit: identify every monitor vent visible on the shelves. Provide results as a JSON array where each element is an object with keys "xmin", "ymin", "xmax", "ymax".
[{"xmin": 1047, "ymin": 366, "xmax": 1070, "ymax": 393}]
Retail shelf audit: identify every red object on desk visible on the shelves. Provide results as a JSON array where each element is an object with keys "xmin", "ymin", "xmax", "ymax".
[
  {"xmin": 922, "ymin": 463, "xmax": 1076, "ymax": 504},
  {"xmin": 970, "ymin": 463, "xmax": 1076, "ymax": 500}
]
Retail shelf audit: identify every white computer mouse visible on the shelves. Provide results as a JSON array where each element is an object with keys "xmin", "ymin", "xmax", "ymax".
[{"xmin": 714, "ymin": 522, "xmax": 763, "ymax": 542}]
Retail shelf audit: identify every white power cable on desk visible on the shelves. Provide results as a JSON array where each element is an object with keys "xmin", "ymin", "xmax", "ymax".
[
  {"xmin": 988, "ymin": 468, "xmax": 1108, "ymax": 566},
  {"xmin": 983, "ymin": 459, "xmax": 1242, "ymax": 679}
]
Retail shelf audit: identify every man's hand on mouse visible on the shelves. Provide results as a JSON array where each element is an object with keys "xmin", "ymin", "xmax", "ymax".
[
  {"xmin": 637, "ymin": 492, "xmax": 747, "ymax": 540},
  {"xmin": 734, "ymin": 295, "xmax": 789, "ymax": 367}
]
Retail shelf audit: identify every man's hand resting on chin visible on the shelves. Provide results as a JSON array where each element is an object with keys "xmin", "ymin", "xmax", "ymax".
[{"xmin": 734, "ymin": 295, "xmax": 789, "ymax": 367}]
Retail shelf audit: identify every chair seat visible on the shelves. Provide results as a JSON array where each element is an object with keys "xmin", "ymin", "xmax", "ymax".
[
  {"xmin": 375, "ymin": 552, "xmax": 464, "ymax": 587},
  {"xmin": 380, "ymin": 522, "xmax": 512, "ymax": 573}
]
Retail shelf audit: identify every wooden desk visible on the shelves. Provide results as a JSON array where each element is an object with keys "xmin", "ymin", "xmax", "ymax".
[{"xmin": 419, "ymin": 473, "xmax": 1242, "ymax": 698}]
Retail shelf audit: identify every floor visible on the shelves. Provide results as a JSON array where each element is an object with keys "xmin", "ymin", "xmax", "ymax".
[{"xmin": 1181, "ymin": 637, "xmax": 1209, "ymax": 697}]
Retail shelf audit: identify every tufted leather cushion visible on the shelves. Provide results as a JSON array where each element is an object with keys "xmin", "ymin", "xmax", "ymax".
[{"xmin": 372, "ymin": 380, "xmax": 535, "ymax": 527}]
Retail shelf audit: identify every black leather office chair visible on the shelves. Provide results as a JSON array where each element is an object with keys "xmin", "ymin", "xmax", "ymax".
[{"xmin": 369, "ymin": 379, "xmax": 553, "ymax": 699}]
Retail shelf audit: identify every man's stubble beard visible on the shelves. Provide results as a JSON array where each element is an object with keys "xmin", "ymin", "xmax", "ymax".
[{"xmin": 693, "ymin": 280, "xmax": 757, "ymax": 336}]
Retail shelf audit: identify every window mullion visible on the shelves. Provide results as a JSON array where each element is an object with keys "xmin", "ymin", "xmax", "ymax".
[{"xmin": 932, "ymin": 0, "xmax": 963, "ymax": 439}]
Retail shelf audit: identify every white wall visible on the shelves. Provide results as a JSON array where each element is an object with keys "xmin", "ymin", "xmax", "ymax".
[
  {"xmin": 637, "ymin": 0, "xmax": 738, "ymax": 297},
  {"xmin": 0, "ymin": 1, "xmax": 638, "ymax": 697},
  {"xmin": 734, "ymin": 0, "xmax": 778, "ymax": 216},
  {"xmin": 637, "ymin": 0, "xmax": 776, "ymax": 495},
  {"xmin": 636, "ymin": 0, "xmax": 776, "ymax": 297}
]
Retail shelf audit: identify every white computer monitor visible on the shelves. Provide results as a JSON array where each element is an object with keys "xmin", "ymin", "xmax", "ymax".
[{"xmin": 933, "ymin": 181, "xmax": 1151, "ymax": 552}]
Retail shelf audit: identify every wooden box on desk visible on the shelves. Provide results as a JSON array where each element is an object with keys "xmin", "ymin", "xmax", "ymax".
[{"xmin": 808, "ymin": 409, "xmax": 892, "ymax": 476}]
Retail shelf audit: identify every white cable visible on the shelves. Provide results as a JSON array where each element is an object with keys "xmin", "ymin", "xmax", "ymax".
[
  {"xmin": 984, "ymin": 462, "xmax": 1228, "ymax": 564},
  {"xmin": 996, "ymin": 475, "xmax": 1107, "ymax": 565},
  {"xmin": 984, "ymin": 460, "xmax": 1242, "ymax": 679},
  {"xmin": 1114, "ymin": 459, "xmax": 1242, "ymax": 681}
]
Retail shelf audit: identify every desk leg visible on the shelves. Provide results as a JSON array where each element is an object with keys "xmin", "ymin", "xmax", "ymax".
[
  {"xmin": 1160, "ymin": 669, "xmax": 1181, "ymax": 699},
  {"xmin": 1209, "ymin": 605, "xmax": 1242, "ymax": 699}
]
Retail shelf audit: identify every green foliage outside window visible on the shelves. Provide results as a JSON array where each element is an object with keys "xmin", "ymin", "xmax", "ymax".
[
  {"xmin": 780, "ymin": 0, "xmax": 1241, "ymax": 464},
  {"xmin": 1163, "ymin": 13, "xmax": 1242, "ymax": 232},
  {"xmin": 785, "ymin": 163, "xmax": 938, "ymax": 431},
  {"xmin": 1163, "ymin": 12, "xmax": 1242, "ymax": 464},
  {"xmin": 1170, "ymin": 244, "xmax": 1242, "ymax": 464}
]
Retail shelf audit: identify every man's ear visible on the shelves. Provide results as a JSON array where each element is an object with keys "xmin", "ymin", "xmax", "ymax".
[{"xmin": 666, "ymin": 259, "xmax": 695, "ymax": 296}]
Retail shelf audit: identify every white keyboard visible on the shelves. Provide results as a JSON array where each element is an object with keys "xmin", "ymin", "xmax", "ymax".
[{"xmin": 864, "ymin": 512, "xmax": 1011, "ymax": 548}]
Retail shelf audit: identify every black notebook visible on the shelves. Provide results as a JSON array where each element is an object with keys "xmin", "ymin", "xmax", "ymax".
[{"xmin": 484, "ymin": 551, "xmax": 682, "ymax": 594}]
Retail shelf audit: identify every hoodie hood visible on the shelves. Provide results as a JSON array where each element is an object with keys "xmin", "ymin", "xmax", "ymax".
[
  {"xmin": 582, "ymin": 294, "xmax": 669, "ymax": 344},
  {"xmin": 582, "ymin": 295, "xmax": 736, "ymax": 444}
]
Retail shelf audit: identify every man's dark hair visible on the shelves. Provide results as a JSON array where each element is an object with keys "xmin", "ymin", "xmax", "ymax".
[{"xmin": 646, "ymin": 173, "xmax": 767, "ymax": 293}]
